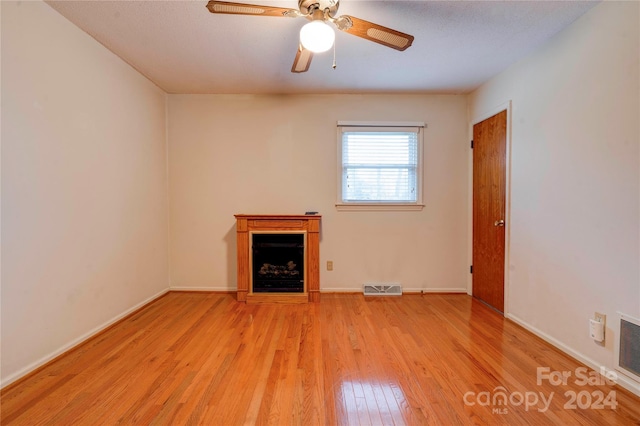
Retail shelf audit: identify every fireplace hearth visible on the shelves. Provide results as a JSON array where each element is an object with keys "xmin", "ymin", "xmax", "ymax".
[{"xmin": 235, "ymin": 214, "xmax": 321, "ymax": 303}]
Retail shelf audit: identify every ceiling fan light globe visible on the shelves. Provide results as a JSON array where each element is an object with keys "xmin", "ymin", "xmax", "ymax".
[{"xmin": 300, "ymin": 21, "xmax": 335, "ymax": 53}]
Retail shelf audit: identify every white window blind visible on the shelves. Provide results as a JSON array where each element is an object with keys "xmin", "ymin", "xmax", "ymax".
[{"xmin": 339, "ymin": 126, "xmax": 422, "ymax": 204}]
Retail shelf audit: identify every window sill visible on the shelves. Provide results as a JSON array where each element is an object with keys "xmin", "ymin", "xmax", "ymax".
[{"xmin": 335, "ymin": 203, "xmax": 425, "ymax": 212}]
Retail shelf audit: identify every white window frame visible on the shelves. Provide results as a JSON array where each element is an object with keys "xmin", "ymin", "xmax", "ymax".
[{"xmin": 336, "ymin": 121, "xmax": 425, "ymax": 211}]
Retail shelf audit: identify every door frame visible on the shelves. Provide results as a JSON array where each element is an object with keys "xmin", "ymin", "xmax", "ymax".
[{"xmin": 467, "ymin": 100, "xmax": 512, "ymax": 315}]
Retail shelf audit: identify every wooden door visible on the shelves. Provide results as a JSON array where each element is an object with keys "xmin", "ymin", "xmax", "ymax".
[{"xmin": 472, "ymin": 110, "xmax": 507, "ymax": 312}]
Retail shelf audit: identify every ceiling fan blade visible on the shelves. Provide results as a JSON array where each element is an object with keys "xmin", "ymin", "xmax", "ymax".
[
  {"xmin": 339, "ymin": 16, "xmax": 414, "ymax": 51},
  {"xmin": 206, "ymin": 1, "xmax": 300, "ymax": 17},
  {"xmin": 291, "ymin": 46, "xmax": 313, "ymax": 73}
]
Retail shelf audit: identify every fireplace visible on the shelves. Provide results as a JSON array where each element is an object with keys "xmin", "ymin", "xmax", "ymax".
[{"xmin": 235, "ymin": 214, "xmax": 321, "ymax": 303}]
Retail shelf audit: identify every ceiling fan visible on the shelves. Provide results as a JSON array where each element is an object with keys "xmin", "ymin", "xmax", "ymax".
[{"xmin": 205, "ymin": 0, "xmax": 414, "ymax": 73}]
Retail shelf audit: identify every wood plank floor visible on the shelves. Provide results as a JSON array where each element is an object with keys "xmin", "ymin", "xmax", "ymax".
[{"xmin": 2, "ymin": 292, "xmax": 639, "ymax": 425}]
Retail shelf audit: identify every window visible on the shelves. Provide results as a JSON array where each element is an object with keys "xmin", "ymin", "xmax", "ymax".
[{"xmin": 337, "ymin": 122, "xmax": 425, "ymax": 211}]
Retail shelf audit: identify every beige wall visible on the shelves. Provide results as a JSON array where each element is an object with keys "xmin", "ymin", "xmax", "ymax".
[
  {"xmin": 469, "ymin": 1, "xmax": 640, "ymax": 393},
  {"xmin": 1, "ymin": 1, "xmax": 169, "ymax": 385},
  {"xmin": 168, "ymin": 94, "xmax": 469, "ymax": 293}
]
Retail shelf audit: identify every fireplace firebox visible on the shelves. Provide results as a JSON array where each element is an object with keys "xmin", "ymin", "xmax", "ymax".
[
  {"xmin": 235, "ymin": 214, "xmax": 321, "ymax": 303},
  {"xmin": 252, "ymin": 233, "xmax": 305, "ymax": 293}
]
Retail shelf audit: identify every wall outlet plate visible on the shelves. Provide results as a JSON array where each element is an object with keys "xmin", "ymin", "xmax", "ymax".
[{"xmin": 595, "ymin": 312, "xmax": 606, "ymax": 326}]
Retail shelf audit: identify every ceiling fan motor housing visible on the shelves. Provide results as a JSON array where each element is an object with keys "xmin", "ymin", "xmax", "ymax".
[{"xmin": 299, "ymin": 0, "xmax": 339, "ymax": 17}]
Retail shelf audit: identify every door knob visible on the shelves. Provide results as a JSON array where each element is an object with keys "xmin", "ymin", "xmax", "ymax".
[{"xmin": 494, "ymin": 219, "xmax": 505, "ymax": 227}]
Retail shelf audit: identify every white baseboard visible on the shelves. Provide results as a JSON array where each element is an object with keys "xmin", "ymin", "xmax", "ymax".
[
  {"xmin": 507, "ymin": 313, "xmax": 640, "ymax": 397},
  {"xmin": 169, "ymin": 286, "xmax": 235, "ymax": 292},
  {"xmin": 170, "ymin": 287, "xmax": 468, "ymax": 294},
  {"xmin": 1, "ymin": 288, "xmax": 169, "ymax": 389},
  {"xmin": 320, "ymin": 287, "xmax": 468, "ymax": 293}
]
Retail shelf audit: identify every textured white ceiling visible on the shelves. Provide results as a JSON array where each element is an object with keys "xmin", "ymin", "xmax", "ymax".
[{"xmin": 45, "ymin": 0, "xmax": 598, "ymax": 94}]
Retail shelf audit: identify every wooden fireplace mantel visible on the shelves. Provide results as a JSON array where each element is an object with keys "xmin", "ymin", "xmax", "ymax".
[{"xmin": 235, "ymin": 214, "xmax": 321, "ymax": 303}]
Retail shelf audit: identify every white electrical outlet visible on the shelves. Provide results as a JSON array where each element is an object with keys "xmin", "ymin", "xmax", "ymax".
[{"xmin": 590, "ymin": 312, "xmax": 606, "ymax": 343}]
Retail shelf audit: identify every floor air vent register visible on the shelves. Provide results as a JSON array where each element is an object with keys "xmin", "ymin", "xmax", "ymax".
[{"xmin": 363, "ymin": 284, "xmax": 402, "ymax": 296}]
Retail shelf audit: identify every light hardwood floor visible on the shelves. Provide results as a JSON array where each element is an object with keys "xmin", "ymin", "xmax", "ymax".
[{"xmin": 2, "ymin": 292, "xmax": 639, "ymax": 425}]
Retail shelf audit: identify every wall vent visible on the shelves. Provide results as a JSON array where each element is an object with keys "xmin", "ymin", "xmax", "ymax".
[
  {"xmin": 615, "ymin": 313, "xmax": 640, "ymax": 383},
  {"xmin": 363, "ymin": 284, "xmax": 402, "ymax": 296}
]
